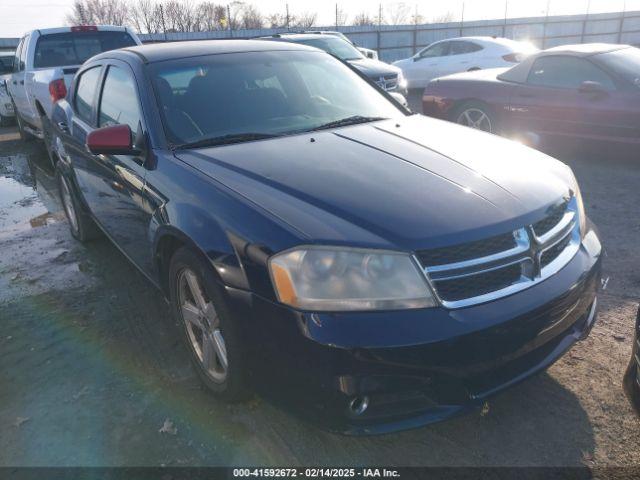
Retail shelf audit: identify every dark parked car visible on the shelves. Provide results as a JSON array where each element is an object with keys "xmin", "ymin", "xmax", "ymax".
[
  {"xmin": 624, "ymin": 306, "xmax": 640, "ymax": 416},
  {"xmin": 262, "ymin": 33, "xmax": 408, "ymax": 97},
  {"xmin": 422, "ymin": 44, "xmax": 640, "ymax": 146},
  {"xmin": 50, "ymin": 40, "xmax": 602, "ymax": 434}
]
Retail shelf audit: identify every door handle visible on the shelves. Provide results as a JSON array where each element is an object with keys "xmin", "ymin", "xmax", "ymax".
[
  {"xmin": 19, "ymin": 80, "xmax": 24, "ymax": 85},
  {"xmin": 57, "ymin": 121, "xmax": 69, "ymax": 133},
  {"xmin": 12, "ymin": 80, "xmax": 17, "ymax": 85}
]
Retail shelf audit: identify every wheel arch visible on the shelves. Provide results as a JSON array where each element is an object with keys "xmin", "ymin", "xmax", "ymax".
[{"xmin": 153, "ymin": 223, "xmax": 250, "ymax": 299}]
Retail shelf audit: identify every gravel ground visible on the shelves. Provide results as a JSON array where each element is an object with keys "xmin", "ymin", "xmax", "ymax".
[{"xmin": 0, "ymin": 123, "xmax": 638, "ymax": 467}]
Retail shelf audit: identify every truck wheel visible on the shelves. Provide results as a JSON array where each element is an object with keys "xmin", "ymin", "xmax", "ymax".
[
  {"xmin": 56, "ymin": 164, "xmax": 101, "ymax": 242},
  {"xmin": 169, "ymin": 246, "xmax": 252, "ymax": 402}
]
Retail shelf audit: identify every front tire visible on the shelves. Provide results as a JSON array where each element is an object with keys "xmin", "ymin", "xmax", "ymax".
[
  {"xmin": 452, "ymin": 101, "xmax": 497, "ymax": 134},
  {"xmin": 56, "ymin": 164, "xmax": 100, "ymax": 242},
  {"xmin": 169, "ymin": 246, "xmax": 251, "ymax": 402}
]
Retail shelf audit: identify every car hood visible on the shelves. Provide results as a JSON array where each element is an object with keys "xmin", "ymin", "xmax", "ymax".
[
  {"xmin": 174, "ymin": 115, "xmax": 572, "ymax": 251},
  {"xmin": 348, "ymin": 58, "xmax": 400, "ymax": 78}
]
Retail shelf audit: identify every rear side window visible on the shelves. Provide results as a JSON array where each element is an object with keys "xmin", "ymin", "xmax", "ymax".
[
  {"xmin": 527, "ymin": 56, "xmax": 616, "ymax": 90},
  {"xmin": 74, "ymin": 67, "xmax": 101, "ymax": 123},
  {"xmin": 449, "ymin": 41, "xmax": 483, "ymax": 55},
  {"xmin": 33, "ymin": 31, "xmax": 137, "ymax": 68},
  {"xmin": 99, "ymin": 66, "xmax": 141, "ymax": 131}
]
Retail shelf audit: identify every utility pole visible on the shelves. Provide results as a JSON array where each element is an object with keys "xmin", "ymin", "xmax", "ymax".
[
  {"xmin": 543, "ymin": 0, "xmax": 551, "ymax": 48},
  {"xmin": 580, "ymin": 0, "xmax": 591, "ymax": 42},
  {"xmin": 460, "ymin": 1, "xmax": 465, "ymax": 36},
  {"xmin": 503, "ymin": 0, "xmax": 508, "ymax": 37},
  {"xmin": 286, "ymin": 3, "xmax": 290, "ymax": 30},
  {"xmin": 378, "ymin": 3, "xmax": 383, "ymax": 27},
  {"xmin": 227, "ymin": 4, "xmax": 232, "ymax": 37},
  {"xmin": 335, "ymin": 3, "xmax": 338, "ymax": 29}
]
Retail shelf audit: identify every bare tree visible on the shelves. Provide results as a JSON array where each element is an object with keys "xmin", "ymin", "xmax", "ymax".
[
  {"xmin": 240, "ymin": 4, "xmax": 264, "ymax": 29},
  {"xmin": 197, "ymin": 2, "xmax": 227, "ymax": 31},
  {"xmin": 432, "ymin": 11, "xmax": 455, "ymax": 23},
  {"xmin": 294, "ymin": 11, "xmax": 317, "ymax": 28},
  {"xmin": 265, "ymin": 13, "xmax": 287, "ymax": 29},
  {"xmin": 352, "ymin": 11, "xmax": 375, "ymax": 26},
  {"xmin": 130, "ymin": 0, "xmax": 164, "ymax": 33},
  {"xmin": 385, "ymin": 2, "xmax": 411, "ymax": 25},
  {"xmin": 335, "ymin": 5, "xmax": 348, "ymax": 26},
  {"xmin": 67, "ymin": 0, "xmax": 129, "ymax": 26}
]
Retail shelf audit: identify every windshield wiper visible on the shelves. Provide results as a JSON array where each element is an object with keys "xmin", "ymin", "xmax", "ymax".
[
  {"xmin": 306, "ymin": 116, "xmax": 388, "ymax": 132},
  {"xmin": 174, "ymin": 132, "xmax": 281, "ymax": 150}
]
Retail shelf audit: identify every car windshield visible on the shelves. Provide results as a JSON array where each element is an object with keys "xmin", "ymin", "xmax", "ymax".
[
  {"xmin": 150, "ymin": 50, "xmax": 402, "ymax": 147},
  {"xmin": 33, "ymin": 31, "xmax": 137, "ymax": 68},
  {"xmin": 292, "ymin": 37, "xmax": 364, "ymax": 61},
  {"xmin": 596, "ymin": 47, "xmax": 640, "ymax": 87}
]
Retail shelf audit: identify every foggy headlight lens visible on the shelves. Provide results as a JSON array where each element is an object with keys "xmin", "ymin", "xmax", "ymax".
[{"xmin": 269, "ymin": 247, "xmax": 437, "ymax": 311}]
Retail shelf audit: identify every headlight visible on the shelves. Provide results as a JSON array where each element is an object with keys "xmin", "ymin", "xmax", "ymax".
[
  {"xmin": 269, "ymin": 246, "xmax": 437, "ymax": 311},
  {"xmin": 397, "ymin": 71, "xmax": 407, "ymax": 89},
  {"xmin": 567, "ymin": 168, "xmax": 587, "ymax": 238}
]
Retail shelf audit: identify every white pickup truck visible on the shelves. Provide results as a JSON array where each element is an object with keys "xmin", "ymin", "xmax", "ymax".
[{"xmin": 8, "ymin": 25, "xmax": 141, "ymax": 164}]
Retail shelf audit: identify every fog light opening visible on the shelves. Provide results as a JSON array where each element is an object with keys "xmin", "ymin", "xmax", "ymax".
[{"xmin": 349, "ymin": 395, "xmax": 370, "ymax": 416}]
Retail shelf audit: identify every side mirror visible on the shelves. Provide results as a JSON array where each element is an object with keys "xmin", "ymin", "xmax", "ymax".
[
  {"xmin": 579, "ymin": 81, "xmax": 607, "ymax": 95},
  {"xmin": 86, "ymin": 124, "xmax": 139, "ymax": 156}
]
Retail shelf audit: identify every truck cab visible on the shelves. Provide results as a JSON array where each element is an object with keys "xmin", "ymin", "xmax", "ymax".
[{"xmin": 9, "ymin": 25, "xmax": 140, "ymax": 148}]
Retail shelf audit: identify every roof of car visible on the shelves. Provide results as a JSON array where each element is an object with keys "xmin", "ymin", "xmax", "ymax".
[
  {"xmin": 541, "ymin": 43, "xmax": 629, "ymax": 56},
  {"xmin": 263, "ymin": 33, "xmax": 331, "ymax": 41},
  {"xmin": 99, "ymin": 39, "xmax": 318, "ymax": 63}
]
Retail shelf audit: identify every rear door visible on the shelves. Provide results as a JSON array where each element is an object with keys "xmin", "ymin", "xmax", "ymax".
[
  {"xmin": 508, "ymin": 55, "xmax": 624, "ymax": 141},
  {"xmin": 444, "ymin": 40, "xmax": 484, "ymax": 75}
]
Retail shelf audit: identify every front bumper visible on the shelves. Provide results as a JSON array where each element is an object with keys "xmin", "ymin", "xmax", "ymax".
[{"xmin": 236, "ymin": 229, "xmax": 602, "ymax": 434}]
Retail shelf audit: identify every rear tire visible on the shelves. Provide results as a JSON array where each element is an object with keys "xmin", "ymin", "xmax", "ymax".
[
  {"xmin": 15, "ymin": 107, "xmax": 34, "ymax": 142},
  {"xmin": 169, "ymin": 246, "xmax": 252, "ymax": 403},
  {"xmin": 451, "ymin": 100, "xmax": 497, "ymax": 134},
  {"xmin": 56, "ymin": 164, "xmax": 101, "ymax": 242}
]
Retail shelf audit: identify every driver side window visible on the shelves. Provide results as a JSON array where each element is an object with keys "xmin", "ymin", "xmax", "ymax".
[
  {"xmin": 527, "ymin": 56, "xmax": 616, "ymax": 90},
  {"xmin": 419, "ymin": 42, "xmax": 450, "ymax": 59},
  {"xmin": 99, "ymin": 65, "xmax": 142, "ymax": 132}
]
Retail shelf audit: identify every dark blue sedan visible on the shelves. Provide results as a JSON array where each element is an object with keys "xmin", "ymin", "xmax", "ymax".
[{"xmin": 50, "ymin": 40, "xmax": 602, "ymax": 434}]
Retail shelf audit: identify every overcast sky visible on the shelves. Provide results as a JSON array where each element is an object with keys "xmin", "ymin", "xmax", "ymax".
[{"xmin": 1, "ymin": 0, "xmax": 638, "ymax": 37}]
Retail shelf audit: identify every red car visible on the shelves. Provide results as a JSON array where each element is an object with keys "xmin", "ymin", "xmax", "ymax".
[{"xmin": 422, "ymin": 44, "xmax": 640, "ymax": 146}]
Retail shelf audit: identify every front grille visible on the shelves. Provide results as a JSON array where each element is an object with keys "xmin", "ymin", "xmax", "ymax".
[
  {"xmin": 435, "ymin": 263, "xmax": 523, "ymax": 302},
  {"xmin": 533, "ymin": 201, "xmax": 568, "ymax": 237},
  {"xmin": 375, "ymin": 74, "xmax": 398, "ymax": 91},
  {"xmin": 419, "ymin": 197, "xmax": 580, "ymax": 308},
  {"xmin": 540, "ymin": 233, "xmax": 572, "ymax": 268},
  {"xmin": 417, "ymin": 232, "xmax": 516, "ymax": 267}
]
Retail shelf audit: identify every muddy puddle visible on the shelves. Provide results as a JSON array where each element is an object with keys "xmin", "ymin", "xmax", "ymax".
[{"xmin": 0, "ymin": 153, "xmax": 62, "ymax": 235}]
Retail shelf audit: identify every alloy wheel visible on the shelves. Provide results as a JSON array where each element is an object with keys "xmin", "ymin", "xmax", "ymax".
[
  {"xmin": 177, "ymin": 268, "xmax": 228, "ymax": 382},
  {"xmin": 456, "ymin": 108, "xmax": 493, "ymax": 133}
]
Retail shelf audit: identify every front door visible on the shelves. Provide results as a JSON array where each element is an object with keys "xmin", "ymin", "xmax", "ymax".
[{"xmin": 508, "ymin": 54, "xmax": 633, "ymax": 142}]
